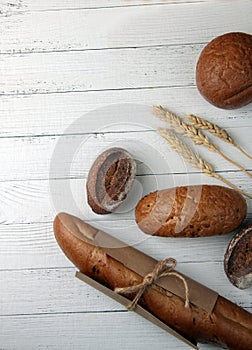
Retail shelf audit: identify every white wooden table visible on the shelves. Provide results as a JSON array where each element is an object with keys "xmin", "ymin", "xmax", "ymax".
[{"xmin": 1, "ymin": 1, "xmax": 252, "ymax": 349}]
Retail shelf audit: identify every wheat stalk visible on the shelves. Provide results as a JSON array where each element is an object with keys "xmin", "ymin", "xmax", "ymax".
[
  {"xmin": 186, "ymin": 114, "xmax": 252, "ymax": 161},
  {"xmin": 158, "ymin": 128, "xmax": 252, "ymax": 200},
  {"xmin": 153, "ymin": 106, "xmax": 252, "ymax": 179},
  {"xmin": 154, "ymin": 106, "xmax": 215, "ymax": 150},
  {"xmin": 158, "ymin": 128, "xmax": 214, "ymax": 175}
]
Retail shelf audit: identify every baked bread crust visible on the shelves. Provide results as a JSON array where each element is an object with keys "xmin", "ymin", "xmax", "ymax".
[
  {"xmin": 224, "ymin": 223, "xmax": 252, "ymax": 289},
  {"xmin": 196, "ymin": 32, "xmax": 252, "ymax": 109},
  {"xmin": 86, "ymin": 147, "xmax": 136, "ymax": 214},
  {"xmin": 135, "ymin": 185, "xmax": 247, "ymax": 237},
  {"xmin": 54, "ymin": 213, "xmax": 252, "ymax": 350}
]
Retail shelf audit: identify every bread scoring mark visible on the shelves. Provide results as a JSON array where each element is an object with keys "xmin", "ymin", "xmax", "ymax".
[{"xmin": 224, "ymin": 83, "xmax": 252, "ymax": 105}]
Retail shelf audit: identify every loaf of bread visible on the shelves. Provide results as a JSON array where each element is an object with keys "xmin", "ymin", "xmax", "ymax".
[
  {"xmin": 196, "ymin": 32, "xmax": 252, "ymax": 109},
  {"xmin": 224, "ymin": 223, "xmax": 252, "ymax": 289},
  {"xmin": 135, "ymin": 185, "xmax": 247, "ymax": 237},
  {"xmin": 54, "ymin": 213, "xmax": 252, "ymax": 350},
  {"xmin": 86, "ymin": 147, "xmax": 136, "ymax": 214}
]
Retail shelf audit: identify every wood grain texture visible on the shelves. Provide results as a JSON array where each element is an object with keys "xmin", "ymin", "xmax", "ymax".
[
  {"xmin": 1, "ymin": 210, "xmax": 252, "ymax": 271},
  {"xmin": 0, "ymin": 0, "xmax": 208, "ymax": 14},
  {"xmin": 1, "ymin": 1, "xmax": 252, "ymax": 349},
  {"xmin": 1, "ymin": 173, "xmax": 252, "ymax": 225},
  {"xmin": 1, "ymin": 128, "xmax": 252, "ymax": 181},
  {"xmin": 0, "ymin": 1, "xmax": 250, "ymax": 54},
  {"xmin": 0, "ymin": 267, "xmax": 123, "ymax": 315},
  {"xmin": 0, "ymin": 312, "xmax": 224, "ymax": 350},
  {"xmin": 0, "ymin": 219, "xmax": 244, "ymax": 268},
  {"xmin": 1, "ymin": 263, "xmax": 251, "ymax": 316},
  {"xmin": 0, "ymin": 45, "xmax": 201, "ymax": 95},
  {"xmin": 0, "ymin": 87, "xmax": 252, "ymax": 138},
  {"xmin": 0, "ymin": 264, "xmax": 251, "ymax": 350}
]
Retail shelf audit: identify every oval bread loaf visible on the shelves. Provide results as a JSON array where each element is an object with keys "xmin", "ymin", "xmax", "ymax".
[{"xmin": 135, "ymin": 185, "xmax": 247, "ymax": 237}]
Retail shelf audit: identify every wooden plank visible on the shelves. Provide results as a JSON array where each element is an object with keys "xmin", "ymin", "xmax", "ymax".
[
  {"xmin": 0, "ymin": 266, "xmax": 251, "ymax": 350},
  {"xmin": 1, "ymin": 87, "xmax": 252, "ymax": 138},
  {"xmin": 0, "ymin": 218, "xmax": 240, "ymax": 267},
  {"xmin": 1, "ymin": 171, "xmax": 252, "ymax": 225},
  {"xmin": 0, "ymin": 128, "xmax": 252, "ymax": 181},
  {"xmin": 0, "ymin": 0, "xmax": 207, "ymax": 13},
  {"xmin": 0, "ymin": 45, "xmax": 201, "ymax": 95},
  {"xmin": 1, "ymin": 203, "xmax": 252, "ymax": 270},
  {"xmin": 1, "ymin": 263, "xmax": 251, "ymax": 316},
  {"xmin": 0, "ymin": 1, "xmax": 251, "ymax": 54},
  {"xmin": 0, "ymin": 312, "xmax": 217, "ymax": 350},
  {"xmin": 1, "ymin": 2, "xmax": 251, "ymax": 349},
  {"xmin": 0, "ymin": 267, "xmax": 122, "ymax": 315}
]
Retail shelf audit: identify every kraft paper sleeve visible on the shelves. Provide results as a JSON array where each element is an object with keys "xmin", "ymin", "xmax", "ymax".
[{"xmin": 65, "ymin": 213, "xmax": 218, "ymax": 314}]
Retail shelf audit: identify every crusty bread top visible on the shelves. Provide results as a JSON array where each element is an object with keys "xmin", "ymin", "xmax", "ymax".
[
  {"xmin": 53, "ymin": 212, "xmax": 252, "ymax": 349},
  {"xmin": 135, "ymin": 185, "xmax": 247, "ymax": 237},
  {"xmin": 196, "ymin": 32, "xmax": 252, "ymax": 109}
]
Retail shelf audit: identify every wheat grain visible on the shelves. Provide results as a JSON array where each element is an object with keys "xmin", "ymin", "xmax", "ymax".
[
  {"xmin": 154, "ymin": 105, "xmax": 215, "ymax": 151},
  {"xmin": 154, "ymin": 106, "xmax": 252, "ymax": 179},
  {"xmin": 186, "ymin": 114, "xmax": 252, "ymax": 161},
  {"xmin": 154, "ymin": 105, "xmax": 215, "ymax": 150},
  {"xmin": 186, "ymin": 114, "xmax": 233, "ymax": 143},
  {"xmin": 158, "ymin": 128, "xmax": 252, "ymax": 200},
  {"xmin": 158, "ymin": 128, "xmax": 214, "ymax": 175}
]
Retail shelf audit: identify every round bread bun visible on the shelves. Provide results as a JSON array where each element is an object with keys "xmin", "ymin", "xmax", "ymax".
[
  {"xmin": 224, "ymin": 223, "xmax": 252, "ymax": 289},
  {"xmin": 196, "ymin": 32, "xmax": 252, "ymax": 109},
  {"xmin": 86, "ymin": 147, "xmax": 136, "ymax": 214}
]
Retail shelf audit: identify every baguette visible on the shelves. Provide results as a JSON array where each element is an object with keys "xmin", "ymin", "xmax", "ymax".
[{"xmin": 54, "ymin": 213, "xmax": 252, "ymax": 350}]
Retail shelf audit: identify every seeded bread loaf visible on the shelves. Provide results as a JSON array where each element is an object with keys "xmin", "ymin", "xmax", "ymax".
[{"xmin": 135, "ymin": 185, "xmax": 247, "ymax": 237}]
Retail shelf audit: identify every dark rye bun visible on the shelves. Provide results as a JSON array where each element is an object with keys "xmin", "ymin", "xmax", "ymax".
[
  {"xmin": 135, "ymin": 185, "xmax": 247, "ymax": 237},
  {"xmin": 54, "ymin": 212, "xmax": 252, "ymax": 350},
  {"xmin": 224, "ymin": 223, "xmax": 252, "ymax": 289},
  {"xmin": 86, "ymin": 147, "xmax": 136, "ymax": 214},
  {"xmin": 196, "ymin": 32, "xmax": 252, "ymax": 109}
]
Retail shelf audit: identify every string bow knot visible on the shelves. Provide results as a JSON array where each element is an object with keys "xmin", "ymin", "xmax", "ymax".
[{"xmin": 115, "ymin": 257, "xmax": 189, "ymax": 311}]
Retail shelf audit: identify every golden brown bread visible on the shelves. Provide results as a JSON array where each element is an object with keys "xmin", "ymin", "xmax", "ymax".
[
  {"xmin": 196, "ymin": 32, "xmax": 252, "ymax": 109},
  {"xmin": 135, "ymin": 185, "xmax": 247, "ymax": 237},
  {"xmin": 54, "ymin": 213, "xmax": 252, "ymax": 350}
]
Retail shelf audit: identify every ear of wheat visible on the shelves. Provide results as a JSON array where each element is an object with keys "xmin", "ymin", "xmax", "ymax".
[
  {"xmin": 153, "ymin": 105, "xmax": 216, "ymax": 151},
  {"xmin": 158, "ymin": 128, "xmax": 252, "ymax": 200},
  {"xmin": 153, "ymin": 106, "xmax": 252, "ymax": 179},
  {"xmin": 158, "ymin": 128, "xmax": 214, "ymax": 175},
  {"xmin": 186, "ymin": 114, "xmax": 252, "ymax": 161}
]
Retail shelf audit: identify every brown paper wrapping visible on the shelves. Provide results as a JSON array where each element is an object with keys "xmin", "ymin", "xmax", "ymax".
[
  {"xmin": 76, "ymin": 271, "xmax": 199, "ymax": 349},
  {"xmin": 69, "ymin": 216, "xmax": 218, "ymax": 313}
]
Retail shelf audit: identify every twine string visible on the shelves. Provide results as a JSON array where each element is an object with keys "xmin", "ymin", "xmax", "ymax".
[{"xmin": 114, "ymin": 258, "xmax": 190, "ymax": 311}]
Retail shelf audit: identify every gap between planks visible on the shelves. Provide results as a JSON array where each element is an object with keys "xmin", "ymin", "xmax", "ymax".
[
  {"xmin": 0, "ymin": 42, "xmax": 208, "ymax": 57},
  {"xmin": 0, "ymin": 129, "xmax": 252, "ymax": 182},
  {"xmin": 1, "ymin": 1, "xmax": 250, "ymax": 55},
  {"xmin": 0, "ymin": 86, "xmax": 251, "ymax": 138},
  {"xmin": 0, "ymin": 0, "xmax": 208, "ymax": 14},
  {"xmin": 0, "ymin": 263, "xmax": 251, "ymax": 317}
]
